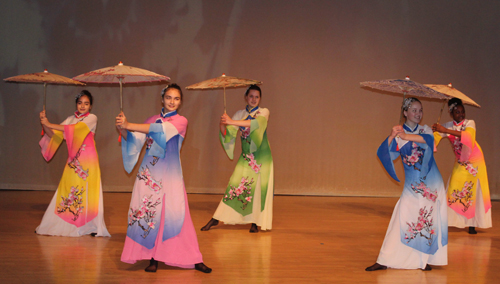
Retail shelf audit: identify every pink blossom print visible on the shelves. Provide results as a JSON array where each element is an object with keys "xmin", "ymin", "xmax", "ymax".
[
  {"xmin": 146, "ymin": 137, "xmax": 154, "ymax": 149},
  {"xmin": 128, "ymin": 195, "xmax": 162, "ymax": 238},
  {"xmin": 223, "ymin": 176, "xmax": 254, "ymax": 210},
  {"xmin": 411, "ymin": 181, "xmax": 438, "ymax": 202},
  {"xmin": 68, "ymin": 144, "xmax": 89, "ymax": 180},
  {"xmin": 137, "ymin": 166, "xmax": 163, "ymax": 193},
  {"xmin": 244, "ymin": 153, "xmax": 262, "ymax": 173},
  {"xmin": 57, "ymin": 186, "xmax": 85, "ymax": 221},
  {"xmin": 241, "ymin": 127, "xmax": 251, "ymax": 139},
  {"xmin": 448, "ymin": 181, "xmax": 474, "ymax": 212},
  {"xmin": 404, "ymin": 206, "xmax": 435, "ymax": 246},
  {"xmin": 458, "ymin": 161, "xmax": 478, "ymax": 177},
  {"xmin": 402, "ymin": 142, "xmax": 424, "ymax": 168}
]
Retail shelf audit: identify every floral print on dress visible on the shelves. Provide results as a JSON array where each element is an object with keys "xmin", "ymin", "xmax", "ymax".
[
  {"xmin": 451, "ymin": 122, "xmax": 467, "ymax": 158},
  {"xmin": 402, "ymin": 142, "xmax": 425, "ymax": 170},
  {"xmin": 57, "ymin": 186, "xmax": 85, "ymax": 220},
  {"xmin": 458, "ymin": 160, "xmax": 478, "ymax": 176},
  {"xmin": 223, "ymin": 177, "xmax": 254, "ymax": 210},
  {"xmin": 244, "ymin": 153, "xmax": 261, "ymax": 173},
  {"xmin": 411, "ymin": 181, "xmax": 438, "ymax": 202},
  {"xmin": 128, "ymin": 195, "xmax": 161, "ymax": 238},
  {"xmin": 448, "ymin": 181, "xmax": 474, "ymax": 212},
  {"xmin": 68, "ymin": 144, "xmax": 89, "ymax": 180},
  {"xmin": 404, "ymin": 206, "xmax": 435, "ymax": 246},
  {"xmin": 146, "ymin": 137, "xmax": 154, "ymax": 150},
  {"xmin": 241, "ymin": 127, "xmax": 251, "ymax": 139},
  {"xmin": 137, "ymin": 166, "xmax": 162, "ymax": 193}
]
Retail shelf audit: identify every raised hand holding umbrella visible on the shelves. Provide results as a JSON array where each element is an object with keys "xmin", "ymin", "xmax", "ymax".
[
  {"xmin": 4, "ymin": 69, "xmax": 86, "ymax": 135},
  {"xmin": 186, "ymin": 73, "xmax": 262, "ymax": 113},
  {"xmin": 425, "ymin": 83, "xmax": 480, "ymax": 124},
  {"xmin": 73, "ymin": 61, "xmax": 170, "ymax": 141},
  {"xmin": 73, "ymin": 61, "xmax": 170, "ymax": 111},
  {"xmin": 360, "ymin": 76, "xmax": 449, "ymax": 124}
]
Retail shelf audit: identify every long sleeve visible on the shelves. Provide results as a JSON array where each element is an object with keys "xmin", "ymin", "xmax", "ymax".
[
  {"xmin": 377, "ymin": 137, "xmax": 401, "ymax": 182},
  {"xmin": 121, "ymin": 130, "xmax": 147, "ymax": 174},
  {"xmin": 460, "ymin": 120, "xmax": 477, "ymax": 162},
  {"xmin": 39, "ymin": 115, "xmax": 75, "ymax": 161}
]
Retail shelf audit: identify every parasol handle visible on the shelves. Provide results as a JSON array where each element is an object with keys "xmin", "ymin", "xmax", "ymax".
[
  {"xmin": 223, "ymin": 86, "xmax": 226, "ymax": 114},
  {"xmin": 43, "ymin": 82, "xmax": 47, "ymax": 111},
  {"xmin": 119, "ymin": 77, "xmax": 123, "ymax": 112},
  {"xmin": 118, "ymin": 77, "xmax": 123, "ymax": 142},
  {"xmin": 398, "ymin": 92, "xmax": 406, "ymax": 125},
  {"xmin": 41, "ymin": 82, "xmax": 47, "ymax": 136},
  {"xmin": 436, "ymin": 100, "xmax": 447, "ymax": 124}
]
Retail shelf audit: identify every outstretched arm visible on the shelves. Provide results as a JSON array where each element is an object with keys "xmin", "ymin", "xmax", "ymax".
[
  {"xmin": 116, "ymin": 112, "xmax": 150, "ymax": 140},
  {"xmin": 221, "ymin": 113, "xmax": 251, "ymax": 128},
  {"xmin": 389, "ymin": 125, "xmax": 426, "ymax": 144},
  {"xmin": 432, "ymin": 123, "xmax": 461, "ymax": 137}
]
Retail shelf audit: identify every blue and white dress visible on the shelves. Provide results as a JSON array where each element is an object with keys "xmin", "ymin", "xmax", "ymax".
[{"xmin": 376, "ymin": 124, "xmax": 448, "ymax": 269}]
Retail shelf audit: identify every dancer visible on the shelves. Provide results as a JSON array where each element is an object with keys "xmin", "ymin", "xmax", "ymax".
[
  {"xmin": 366, "ymin": 97, "xmax": 447, "ymax": 271},
  {"xmin": 201, "ymin": 84, "xmax": 274, "ymax": 233},
  {"xmin": 432, "ymin": 98, "xmax": 492, "ymax": 234},
  {"xmin": 36, "ymin": 90, "xmax": 110, "ymax": 237},
  {"xmin": 116, "ymin": 84, "xmax": 211, "ymax": 273}
]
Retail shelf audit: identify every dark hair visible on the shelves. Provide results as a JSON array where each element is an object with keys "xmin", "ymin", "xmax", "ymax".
[
  {"xmin": 76, "ymin": 90, "xmax": 93, "ymax": 105},
  {"xmin": 161, "ymin": 83, "xmax": 183, "ymax": 102},
  {"xmin": 244, "ymin": 84, "xmax": 261, "ymax": 97},
  {"xmin": 448, "ymin": 98, "xmax": 463, "ymax": 112}
]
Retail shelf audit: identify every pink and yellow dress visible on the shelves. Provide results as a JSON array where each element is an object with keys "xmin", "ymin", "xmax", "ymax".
[
  {"xmin": 120, "ymin": 110, "xmax": 203, "ymax": 268},
  {"xmin": 434, "ymin": 119, "xmax": 492, "ymax": 228},
  {"xmin": 36, "ymin": 112, "xmax": 110, "ymax": 237}
]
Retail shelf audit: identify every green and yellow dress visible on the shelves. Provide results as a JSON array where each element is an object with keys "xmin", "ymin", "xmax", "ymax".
[{"xmin": 213, "ymin": 106, "xmax": 274, "ymax": 230}]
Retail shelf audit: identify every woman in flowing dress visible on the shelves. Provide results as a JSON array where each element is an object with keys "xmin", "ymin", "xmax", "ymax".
[
  {"xmin": 366, "ymin": 97, "xmax": 448, "ymax": 271},
  {"xmin": 432, "ymin": 98, "xmax": 492, "ymax": 234},
  {"xmin": 36, "ymin": 90, "xmax": 110, "ymax": 237},
  {"xmin": 116, "ymin": 84, "xmax": 211, "ymax": 273},
  {"xmin": 200, "ymin": 85, "xmax": 274, "ymax": 233}
]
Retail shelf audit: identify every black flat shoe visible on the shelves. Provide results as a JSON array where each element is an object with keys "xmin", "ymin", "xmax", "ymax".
[
  {"xmin": 200, "ymin": 218, "xmax": 219, "ymax": 231},
  {"xmin": 195, "ymin": 262, "xmax": 212, "ymax": 273},
  {"xmin": 365, "ymin": 263, "xmax": 387, "ymax": 271},
  {"xmin": 145, "ymin": 258, "xmax": 158, "ymax": 273},
  {"xmin": 249, "ymin": 223, "xmax": 259, "ymax": 233}
]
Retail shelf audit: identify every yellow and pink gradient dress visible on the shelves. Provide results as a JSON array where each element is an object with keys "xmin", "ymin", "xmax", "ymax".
[
  {"xmin": 434, "ymin": 119, "xmax": 492, "ymax": 228},
  {"xmin": 120, "ymin": 110, "xmax": 204, "ymax": 268},
  {"xmin": 36, "ymin": 112, "xmax": 110, "ymax": 237}
]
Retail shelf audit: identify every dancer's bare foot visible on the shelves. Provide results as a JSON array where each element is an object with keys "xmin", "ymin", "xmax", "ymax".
[
  {"xmin": 422, "ymin": 264, "xmax": 432, "ymax": 271},
  {"xmin": 469, "ymin": 226, "xmax": 477, "ymax": 234},
  {"xmin": 145, "ymin": 258, "xmax": 158, "ymax": 272},
  {"xmin": 365, "ymin": 263, "xmax": 387, "ymax": 271},
  {"xmin": 195, "ymin": 262, "xmax": 212, "ymax": 273},
  {"xmin": 249, "ymin": 223, "xmax": 259, "ymax": 233},
  {"xmin": 200, "ymin": 218, "xmax": 219, "ymax": 231}
]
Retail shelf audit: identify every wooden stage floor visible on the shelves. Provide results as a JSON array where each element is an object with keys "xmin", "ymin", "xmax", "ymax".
[{"xmin": 0, "ymin": 190, "xmax": 498, "ymax": 283}]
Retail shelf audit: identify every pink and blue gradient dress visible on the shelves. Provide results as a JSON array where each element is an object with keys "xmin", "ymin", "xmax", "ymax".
[
  {"xmin": 376, "ymin": 124, "xmax": 448, "ymax": 269},
  {"xmin": 120, "ymin": 110, "xmax": 203, "ymax": 268},
  {"xmin": 36, "ymin": 112, "xmax": 110, "ymax": 237}
]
